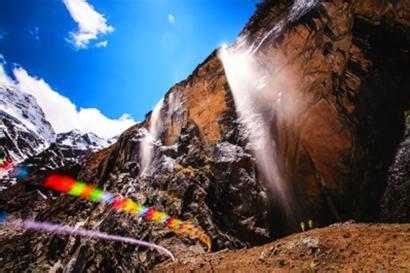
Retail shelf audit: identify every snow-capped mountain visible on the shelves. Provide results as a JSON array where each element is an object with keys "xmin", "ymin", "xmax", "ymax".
[
  {"xmin": 0, "ymin": 81, "xmax": 115, "ymax": 190},
  {"xmin": 108, "ymin": 135, "xmax": 119, "ymax": 145},
  {"xmin": 11, "ymin": 130, "xmax": 115, "ymax": 184},
  {"xmin": 0, "ymin": 74, "xmax": 116, "ymax": 162},
  {"xmin": 0, "ymin": 81, "xmax": 55, "ymax": 163},
  {"xmin": 56, "ymin": 129, "xmax": 114, "ymax": 151}
]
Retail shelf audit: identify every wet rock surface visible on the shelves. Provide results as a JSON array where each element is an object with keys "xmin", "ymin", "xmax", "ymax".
[{"xmin": 0, "ymin": 0, "xmax": 409, "ymax": 272}]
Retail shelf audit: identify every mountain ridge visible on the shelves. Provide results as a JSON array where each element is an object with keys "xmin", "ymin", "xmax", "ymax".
[
  {"xmin": 0, "ymin": 82, "xmax": 55, "ymax": 162},
  {"xmin": 0, "ymin": 80, "xmax": 116, "ymax": 190}
]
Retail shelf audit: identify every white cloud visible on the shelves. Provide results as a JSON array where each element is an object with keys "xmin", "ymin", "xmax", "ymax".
[
  {"xmin": 30, "ymin": 27, "xmax": 40, "ymax": 40},
  {"xmin": 168, "ymin": 14, "xmax": 175, "ymax": 24},
  {"xmin": 0, "ymin": 54, "xmax": 13, "ymax": 87},
  {"xmin": 0, "ymin": 30, "xmax": 6, "ymax": 41},
  {"xmin": 63, "ymin": 0, "xmax": 114, "ymax": 49},
  {"xmin": 0, "ymin": 65, "xmax": 11, "ymax": 86},
  {"xmin": 11, "ymin": 66, "xmax": 135, "ymax": 138},
  {"xmin": 95, "ymin": 40, "xmax": 108, "ymax": 48}
]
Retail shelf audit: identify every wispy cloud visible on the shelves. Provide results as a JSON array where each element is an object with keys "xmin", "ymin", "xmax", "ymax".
[
  {"xmin": 29, "ymin": 27, "xmax": 40, "ymax": 40},
  {"xmin": 95, "ymin": 40, "xmax": 108, "ymax": 48},
  {"xmin": 0, "ymin": 59, "xmax": 135, "ymax": 138},
  {"xmin": 0, "ymin": 30, "xmax": 7, "ymax": 41},
  {"xmin": 168, "ymin": 14, "xmax": 175, "ymax": 24},
  {"xmin": 63, "ymin": 0, "xmax": 114, "ymax": 49}
]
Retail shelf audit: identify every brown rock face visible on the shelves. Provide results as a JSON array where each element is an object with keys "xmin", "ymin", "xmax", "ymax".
[
  {"xmin": 0, "ymin": 0, "xmax": 409, "ymax": 271},
  {"xmin": 165, "ymin": 53, "xmax": 229, "ymax": 145}
]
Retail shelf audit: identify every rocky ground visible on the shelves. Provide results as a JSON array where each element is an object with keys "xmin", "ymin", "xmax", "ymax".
[{"xmin": 154, "ymin": 222, "xmax": 410, "ymax": 272}]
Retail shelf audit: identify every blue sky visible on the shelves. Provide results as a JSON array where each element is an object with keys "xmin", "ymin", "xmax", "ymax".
[{"xmin": 0, "ymin": 0, "xmax": 259, "ymax": 137}]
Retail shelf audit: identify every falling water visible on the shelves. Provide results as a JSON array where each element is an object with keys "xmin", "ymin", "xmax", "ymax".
[
  {"xmin": 219, "ymin": 0, "xmax": 319, "ymax": 223},
  {"xmin": 166, "ymin": 91, "xmax": 185, "ymax": 123},
  {"xmin": 219, "ymin": 44, "xmax": 292, "ymax": 215},
  {"xmin": 250, "ymin": 0, "xmax": 319, "ymax": 54},
  {"xmin": 139, "ymin": 98, "xmax": 164, "ymax": 176}
]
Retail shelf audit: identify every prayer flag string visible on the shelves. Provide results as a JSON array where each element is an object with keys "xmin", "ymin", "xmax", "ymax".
[{"xmin": 44, "ymin": 174, "xmax": 212, "ymax": 251}]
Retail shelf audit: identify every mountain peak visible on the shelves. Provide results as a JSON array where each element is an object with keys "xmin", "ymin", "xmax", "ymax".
[
  {"xmin": 56, "ymin": 129, "xmax": 113, "ymax": 151},
  {"xmin": 0, "ymin": 84, "xmax": 55, "ymax": 162}
]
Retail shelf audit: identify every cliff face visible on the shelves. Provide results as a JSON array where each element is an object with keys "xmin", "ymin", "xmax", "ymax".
[
  {"xmin": 0, "ymin": 0, "xmax": 409, "ymax": 271},
  {"xmin": 380, "ymin": 112, "xmax": 410, "ymax": 222}
]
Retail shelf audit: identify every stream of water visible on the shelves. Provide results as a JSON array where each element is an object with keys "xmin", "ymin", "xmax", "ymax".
[
  {"xmin": 139, "ymin": 98, "xmax": 164, "ymax": 176},
  {"xmin": 219, "ymin": 0, "xmax": 319, "ymax": 225}
]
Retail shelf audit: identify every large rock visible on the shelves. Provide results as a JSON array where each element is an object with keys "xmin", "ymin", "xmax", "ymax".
[{"xmin": 380, "ymin": 112, "xmax": 410, "ymax": 222}]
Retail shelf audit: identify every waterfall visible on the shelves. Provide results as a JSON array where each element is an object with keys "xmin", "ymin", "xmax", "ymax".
[
  {"xmin": 250, "ymin": 0, "xmax": 319, "ymax": 54},
  {"xmin": 139, "ymin": 98, "xmax": 164, "ymax": 176},
  {"xmin": 219, "ymin": 44, "xmax": 293, "ymax": 215},
  {"xmin": 218, "ymin": 0, "xmax": 318, "ymax": 223}
]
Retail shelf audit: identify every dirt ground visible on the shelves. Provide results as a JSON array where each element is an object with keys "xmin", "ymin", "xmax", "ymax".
[{"xmin": 153, "ymin": 222, "xmax": 410, "ymax": 272}]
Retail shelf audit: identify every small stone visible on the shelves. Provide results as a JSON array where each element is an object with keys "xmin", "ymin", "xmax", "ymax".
[
  {"xmin": 310, "ymin": 260, "xmax": 319, "ymax": 269},
  {"xmin": 276, "ymin": 259, "xmax": 285, "ymax": 267},
  {"xmin": 258, "ymin": 251, "xmax": 267, "ymax": 261}
]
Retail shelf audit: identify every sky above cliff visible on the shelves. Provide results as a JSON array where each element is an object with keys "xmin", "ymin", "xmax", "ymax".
[{"xmin": 0, "ymin": 0, "xmax": 258, "ymax": 137}]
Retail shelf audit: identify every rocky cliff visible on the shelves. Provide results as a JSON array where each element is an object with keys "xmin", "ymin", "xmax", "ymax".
[
  {"xmin": 380, "ymin": 111, "xmax": 410, "ymax": 222},
  {"xmin": 0, "ymin": 0, "xmax": 409, "ymax": 272}
]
